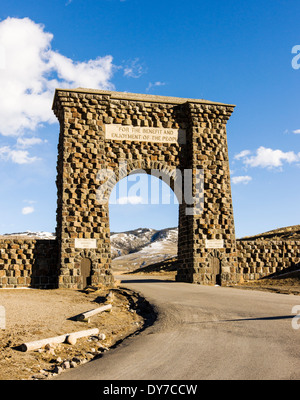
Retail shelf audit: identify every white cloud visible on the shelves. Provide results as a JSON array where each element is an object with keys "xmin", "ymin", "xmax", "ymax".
[
  {"xmin": 146, "ymin": 81, "xmax": 166, "ymax": 92},
  {"xmin": 292, "ymin": 129, "xmax": 300, "ymax": 134},
  {"xmin": 234, "ymin": 150, "xmax": 251, "ymax": 160},
  {"xmin": 0, "ymin": 17, "xmax": 115, "ymax": 137},
  {"xmin": 0, "ymin": 135, "xmax": 45, "ymax": 164},
  {"xmin": 235, "ymin": 146, "xmax": 300, "ymax": 169},
  {"xmin": 23, "ymin": 200, "xmax": 37, "ymax": 204},
  {"xmin": 245, "ymin": 147, "xmax": 300, "ymax": 168},
  {"xmin": 0, "ymin": 146, "xmax": 40, "ymax": 164},
  {"xmin": 16, "ymin": 137, "xmax": 46, "ymax": 148},
  {"xmin": 232, "ymin": 176, "xmax": 252, "ymax": 185},
  {"xmin": 123, "ymin": 58, "xmax": 146, "ymax": 78},
  {"xmin": 49, "ymin": 52, "xmax": 115, "ymax": 90},
  {"xmin": 22, "ymin": 206, "xmax": 34, "ymax": 215},
  {"xmin": 116, "ymin": 195, "xmax": 144, "ymax": 204}
]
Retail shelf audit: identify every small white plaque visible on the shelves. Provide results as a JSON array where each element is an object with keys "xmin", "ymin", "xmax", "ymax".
[
  {"xmin": 205, "ymin": 239, "xmax": 224, "ymax": 249},
  {"xmin": 0, "ymin": 306, "xmax": 5, "ymax": 330},
  {"xmin": 105, "ymin": 124, "xmax": 186, "ymax": 144},
  {"xmin": 75, "ymin": 239, "xmax": 97, "ymax": 249}
]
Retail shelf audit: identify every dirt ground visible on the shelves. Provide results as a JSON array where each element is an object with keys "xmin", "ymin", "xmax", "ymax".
[
  {"xmin": 0, "ymin": 268, "xmax": 299, "ymax": 381},
  {"xmin": 235, "ymin": 276, "xmax": 300, "ymax": 295},
  {"xmin": 0, "ymin": 283, "xmax": 154, "ymax": 380}
]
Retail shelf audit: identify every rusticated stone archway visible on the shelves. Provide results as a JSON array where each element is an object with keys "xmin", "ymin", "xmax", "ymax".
[{"xmin": 52, "ymin": 88, "xmax": 238, "ymax": 289}]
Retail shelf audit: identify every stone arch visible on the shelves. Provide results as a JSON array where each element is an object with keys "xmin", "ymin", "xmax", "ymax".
[
  {"xmin": 99, "ymin": 159, "xmax": 183, "ymax": 206},
  {"xmin": 52, "ymin": 89, "xmax": 238, "ymax": 288}
]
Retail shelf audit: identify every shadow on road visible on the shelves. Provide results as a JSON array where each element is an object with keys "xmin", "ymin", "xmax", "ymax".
[
  {"xmin": 120, "ymin": 278, "xmax": 175, "ymax": 284},
  {"xmin": 186, "ymin": 315, "xmax": 295, "ymax": 324},
  {"xmin": 222, "ymin": 315, "xmax": 295, "ymax": 322}
]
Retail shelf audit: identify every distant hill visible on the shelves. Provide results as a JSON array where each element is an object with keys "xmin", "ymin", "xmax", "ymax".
[
  {"xmin": 0, "ymin": 231, "xmax": 56, "ymax": 240},
  {"xmin": 111, "ymin": 227, "xmax": 178, "ymax": 273},
  {"xmin": 238, "ymin": 224, "xmax": 300, "ymax": 241}
]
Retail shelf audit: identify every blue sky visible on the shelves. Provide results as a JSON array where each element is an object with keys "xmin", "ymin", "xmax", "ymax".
[{"xmin": 0, "ymin": 0, "xmax": 299, "ymax": 238}]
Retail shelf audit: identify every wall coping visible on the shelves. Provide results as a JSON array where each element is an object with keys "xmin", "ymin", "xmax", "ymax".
[{"xmin": 52, "ymin": 88, "xmax": 236, "ymax": 109}]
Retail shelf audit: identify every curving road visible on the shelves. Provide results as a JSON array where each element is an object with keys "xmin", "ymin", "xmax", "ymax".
[{"xmin": 56, "ymin": 275, "xmax": 300, "ymax": 380}]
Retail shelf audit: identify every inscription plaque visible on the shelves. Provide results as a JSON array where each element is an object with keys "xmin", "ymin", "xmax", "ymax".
[
  {"xmin": 205, "ymin": 239, "xmax": 224, "ymax": 249},
  {"xmin": 105, "ymin": 124, "xmax": 186, "ymax": 144},
  {"xmin": 75, "ymin": 239, "xmax": 97, "ymax": 249}
]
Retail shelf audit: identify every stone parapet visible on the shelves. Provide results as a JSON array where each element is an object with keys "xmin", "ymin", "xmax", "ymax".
[
  {"xmin": 0, "ymin": 237, "xmax": 299, "ymax": 288},
  {"xmin": 0, "ymin": 239, "xmax": 58, "ymax": 288},
  {"xmin": 237, "ymin": 239, "xmax": 300, "ymax": 281}
]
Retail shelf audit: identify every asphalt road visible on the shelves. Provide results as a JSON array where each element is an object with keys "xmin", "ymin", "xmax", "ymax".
[{"xmin": 56, "ymin": 275, "xmax": 300, "ymax": 380}]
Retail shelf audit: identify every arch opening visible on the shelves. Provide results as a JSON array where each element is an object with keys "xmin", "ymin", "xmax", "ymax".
[{"xmin": 109, "ymin": 171, "xmax": 179, "ymax": 275}]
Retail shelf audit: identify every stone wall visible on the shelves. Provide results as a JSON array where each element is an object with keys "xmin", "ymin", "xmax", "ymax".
[
  {"xmin": 0, "ymin": 239, "xmax": 58, "ymax": 288},
  {"xmin": 237, "ymin": 239, "xmax": 300, "ymax": 281},
  {"xmin": 0, "ymin": 236, "xmax": 299, "ymax": 288}
]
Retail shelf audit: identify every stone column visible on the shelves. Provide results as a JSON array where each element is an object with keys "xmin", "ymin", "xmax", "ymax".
[
  {"xmin": 54, "ymin": 91, "xmax": 114, "ymax": 289},
  {"xmin": 176, "ymin": 102, "xmax": 237, "ymax": 285}
]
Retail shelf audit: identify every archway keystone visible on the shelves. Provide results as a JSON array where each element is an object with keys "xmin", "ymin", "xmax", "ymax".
[{"xmin": 52, "ymin": 89, "xmax": 237, "ymax": 289}]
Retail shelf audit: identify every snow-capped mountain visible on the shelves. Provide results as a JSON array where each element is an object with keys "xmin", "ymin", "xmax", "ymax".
[
  {"xmin": 0, "ymin": 231, "xmax": 56, "ymax": 239},
  {"xmin": 110, "ymin": 228, "xmax": 157, "ymax": 259},
  {"xmin": 111, "ymin": 227, "xmax": 178, "ymax": 273}
]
